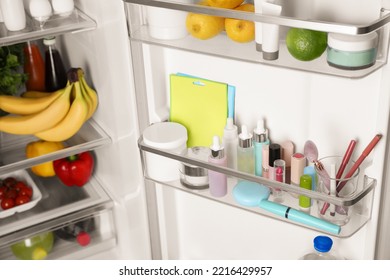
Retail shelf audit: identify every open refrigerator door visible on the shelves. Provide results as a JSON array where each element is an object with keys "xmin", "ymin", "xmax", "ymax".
[{"xmin": 126, "ymin": 0, "xmax": 390, "ymax": 260}]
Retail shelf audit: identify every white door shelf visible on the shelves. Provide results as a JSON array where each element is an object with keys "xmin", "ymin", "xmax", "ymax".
[
  {"xmin": 125, "ymin": 0, "xmax": 390, "ymax": 78},
  {"xmin": 138, "ymin": 136, "xmax": 376, "ymax": 238},
  {"xmin": 0, "ymin": 7, "xmax": 96, "ymax": 46}
]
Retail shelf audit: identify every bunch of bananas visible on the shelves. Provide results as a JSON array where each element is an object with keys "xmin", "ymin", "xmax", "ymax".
[{"xmin": 0, "ymin": 68, "xmax": 98, "ymax": 142}]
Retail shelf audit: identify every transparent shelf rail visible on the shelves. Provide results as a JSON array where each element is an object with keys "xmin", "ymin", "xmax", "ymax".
[
  {"xmin": 125, "ymin": 0, "xmax": 390, "ymax": 78},
  {"xmin": 138, "ymin": 136, "xmax": 376, "ymax": 237},
  {"xmin": 0, "ymin": 120, "xmax": 112, "ymax": 176},
  {"xmin": 0, "ymin": 7, "xmax": 96, "ymax": 46}
]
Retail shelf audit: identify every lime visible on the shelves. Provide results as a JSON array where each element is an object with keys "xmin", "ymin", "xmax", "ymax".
[{"xmin": 286, "ymin": 28, "xmax": 328, "ymax": 61}]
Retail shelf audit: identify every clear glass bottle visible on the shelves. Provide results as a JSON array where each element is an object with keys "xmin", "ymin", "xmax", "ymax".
[
  {"xmin": 301, "ymin": 235, "xmax": 343, "ymax": 260},
  {"xmin": 208, "ymin": 135, "xmax": 228, "ymax": 197},
  {"xmin": 237, "ymin": 125, "xmax": 254, "ymax": 174},
  {"xmin": 43, "ymin": 36, "xmax": 67, "ymax": 92},
  {"xmin": 24, "ymin": 41, "xmax": 46, "ymax": 91},
  {"xmin": 222, "ymin": 118, "xmax": 238, "ymax": 170}
]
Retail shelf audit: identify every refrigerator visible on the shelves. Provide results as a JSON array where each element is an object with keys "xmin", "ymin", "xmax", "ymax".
[{"xmin": 1, "ymin": 0, "xmax": 390, "ymax": 260}]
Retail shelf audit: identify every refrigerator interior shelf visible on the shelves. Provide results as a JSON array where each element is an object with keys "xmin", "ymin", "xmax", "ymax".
[
  {"xmin": 0, "ymin": 171, "xmax": 114, "ymax": 244},
  {"xmin": 139, "ymin": 137, "xmax": 376, "ymax": 237},
  {"xmin": 0, "ymin": 208, "xmax": 116, "ymax": 260},
  {"xmin": 125, "ymin": 1, "xmax": 390, "ymax": 78},
  {"xmin": 0, "ymin": 120, "xmax": 112, "ymax": 176},
  {"xmin": 0, "ymin": 7, "xmax": 97, "ymax": 47}
]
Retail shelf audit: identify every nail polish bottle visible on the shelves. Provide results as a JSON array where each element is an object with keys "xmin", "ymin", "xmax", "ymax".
[
  {"xmin": 208, "ymin": 135, "xmax": 228, "ymax": 197},
  {"xmin": 253, "ymin": 119, "xmax": 269, "ymax": 177},
  {"xmin": 222, "ymin": 118, "xmax": 238, "ymax": 170},
  {"xmin": 237, "ymin": 125, "xmax": 254, "ymax": 174}
]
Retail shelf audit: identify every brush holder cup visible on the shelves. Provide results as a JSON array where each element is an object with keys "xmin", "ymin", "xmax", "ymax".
[{"xmin": 315, "ymin": 156, "xmax": 359, "ymax": 226}]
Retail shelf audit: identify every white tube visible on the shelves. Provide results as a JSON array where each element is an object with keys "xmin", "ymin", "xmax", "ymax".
[
  {"xmin": 254, "ymin": 0, "xmax": 267, "ymax": 52},
  {"xmin": 261, "ymin": 1, "xmax": 282, "ymax": 60}
]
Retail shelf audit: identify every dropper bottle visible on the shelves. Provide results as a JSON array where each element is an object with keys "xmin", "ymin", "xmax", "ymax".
[
  {"xmin": 222, "ymin": 118, "xmax": 238, "ymax": 170},
  {"xmin": 208, "ymin": 135, "xmax": 228, "ymax": 197},
  {"xmin": 237, "ymin": 125, "xmax": 255, "ymax": 174},
  {"xmin": 253, "ymin": 119, "xmax": 269, "ymax": 177}
]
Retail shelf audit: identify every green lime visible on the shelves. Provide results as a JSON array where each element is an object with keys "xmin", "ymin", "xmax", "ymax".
[{"xmin": 286, "ymin": 28, "xmax": 328, "ymax": 61}]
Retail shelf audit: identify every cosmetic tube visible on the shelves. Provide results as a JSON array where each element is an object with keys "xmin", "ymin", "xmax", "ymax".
[
  {"xmin": 254, "ymin": 0, "xmax": 268, "ymax": 52},
  {"xmin": 208, "ymin": 136, "xmax": 228, "ymax": 197},
  {"xmin": 299, "ymin": 174, "xmax": 312, "ymax": 212},
  {"xmin": 268, "ymin": 143, "xmax": 281, "ymax": 180},
  {"xmin": 237, "ymin": 125, "xmax": 255, "ymax": 174},
  {"xmin": 261, "ymin": 1, "xmax": 282, "ymax": 60},
  {"xmin": 273, "ymin": 159, "xmax": 285, "ymax": 202},
  {"xmin": 222, "ymin": 118, "xmax": 238, "ymax": 170},
  {"xmin": 253, "ymin": 119, "xmax": 269, "ymax": 177},
  {"xmin": 281, "ymin": 140, "xmax": 294, "ymax": 184},
  {"xmin": 303, "ymin": 165, "xmax": 317, "ymax": 191},
  {"xmin": 259, "ymin": 200, "xmax": 341, "ymax": 235}
]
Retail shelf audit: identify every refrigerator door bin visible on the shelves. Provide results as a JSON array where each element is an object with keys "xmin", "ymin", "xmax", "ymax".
[
  {"xmin": 138, "ymin": 136, "xmax": 376, "ymax": 237},
  {"xmin": 0, "ymin": 120, "xmax": 111, "ymax": 175},
  {"xmin": 125, "ymin": 0, "xmax": 390, "ymax": 78},
  {"xmin": 0, "ymin": 208, "xmax": 116, "ymax": 260},
  {"xmin": 0, "ymin": 7, "xmax": 96, "ymax": 46}
]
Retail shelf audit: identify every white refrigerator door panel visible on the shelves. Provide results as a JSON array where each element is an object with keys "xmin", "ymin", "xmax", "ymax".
[{"xmin": 141, "ymin": 47, "xmax": 388, "ymax": 259}]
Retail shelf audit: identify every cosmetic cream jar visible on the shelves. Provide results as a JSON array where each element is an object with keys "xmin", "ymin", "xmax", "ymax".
[
  {"xmin": 327, "ymin": 32, "xmax": 378, "ymax": 70},
  {"xmin": 143, "ymin": 122, "xmax": 187, "ymax": 182},
  {"xmin": 180, "ymin": 147, "xmax": 210, "ymax": 190}
]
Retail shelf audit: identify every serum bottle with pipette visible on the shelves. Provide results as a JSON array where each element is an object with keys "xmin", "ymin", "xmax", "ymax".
[
  {"xmin": 253, "ymin": 119, "xmax": 269, "ymax": 177},
  {"xmin": 208, "ymin": 135, "xmax": 228, "ymax": 197},
  {"xmin": 237, "ymin": 125, "xmax": 254, "ymax": 174}
]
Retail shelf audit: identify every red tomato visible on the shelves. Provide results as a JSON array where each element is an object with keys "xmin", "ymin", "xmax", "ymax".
[
  {"xmin": 0, "ymin": 186, "xmax": 8, "ymax": 200},
  {"xmin": 18, "ymin": 186, "xmax": 33, "ymax": 198},
  {"xmin": 13, "ymin": 181, "xmax": 28, "ymax": 192},
  {"xmin": 6, "ymin": 189, "xmax": 17, "ymax": 199},
  {"xmin": 3, "ymin": 177, "xmax": 17, "ymax": 188},
  {"xmin": 15, "ymin": 195, "xmax": 31, "ymax": 206},
  {"xmin": 1, "ymin": 198, "xmax": 15, "ymax": 210}
]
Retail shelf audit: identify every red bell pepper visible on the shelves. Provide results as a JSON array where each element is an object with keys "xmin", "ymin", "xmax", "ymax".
[{"xmin": 53, "ymin": 151, "xmax": 94, "ymax": 187}]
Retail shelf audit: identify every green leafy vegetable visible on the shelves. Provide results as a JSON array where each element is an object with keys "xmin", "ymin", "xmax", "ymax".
[{"xmin": 0, "ymin": 43, "xmax": 28, "ymax": 96}]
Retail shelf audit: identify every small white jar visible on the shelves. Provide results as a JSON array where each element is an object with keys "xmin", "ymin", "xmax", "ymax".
[
  {"xmin": 29, "ymin": 0, "xmax": 52, "ymax": 23},
  {"xmin": 327, "ymin": 32, "xmax": 379, "ymax": 70},
  {"xmin": 180, "ymin": 147, "xmax": 210, "ymax": 190},
  {"xmin": 143, "ymin": 122, "xmax": 188, "ymax": 182}
]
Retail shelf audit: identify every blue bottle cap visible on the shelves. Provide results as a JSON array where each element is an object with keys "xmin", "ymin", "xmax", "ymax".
[{"xmin": 313, "ymin": 236, "xmax": 333, "ymax": 253}]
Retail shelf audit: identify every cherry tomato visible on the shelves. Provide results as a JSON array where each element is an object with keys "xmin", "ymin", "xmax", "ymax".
[
  {"xmin": 15, "ymin": 195, "xmax": 31, "ymax": 206},
  {"xmin": 18, "ymin": 186, "xmax": 33, "ymax": 198},
  {"xmin": 0, "ymin": 186, "xmax": 8, "ymax": 200},
  {"xmin": 3, "ymin": 177, "xmax": 17, "ymax": 188},
  {"xmin": 1, "ymin": 198, "xmax": 15, "ymax": 210},
  {"xmin": 6, "ymin": 189, "xmax": 17, "ymax": 199},
  {"xmin": 13, "ymin": 181, "xmax": 27, "ymax": 192}
]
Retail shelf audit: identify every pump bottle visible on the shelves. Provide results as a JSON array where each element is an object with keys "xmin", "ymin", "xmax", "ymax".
[
  {"xmin": 208, "ymin": 136, "xmax": 228, "ymax": 197},
  {"xmin": 237, "ymin": 125, "xmax": 254, "ymax": 174},
  {"xmin": 222, "ymin": 118, "xmax": 238, "ymax": 170},
  {"xmin": 253, "ymin": 119, "xmax": 269, "ymax": 176}
]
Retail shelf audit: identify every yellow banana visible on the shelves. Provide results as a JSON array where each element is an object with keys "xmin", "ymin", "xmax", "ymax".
[
  {"xmin": 77, "ymin": 68, "xmax": 98, "ymax": 119},
  {"xmin": 0, "ymin": 88, "xmax": 65, "ymax": 115},
  {"xmin": 79, "ymin": 78, "xmax": 93, "ymax": 120},
  {"xmin": 21, "ymin": 91, "xmax": 52, "ymax": 98},
  {"xmin": 35, "ymin": 81, "xmax": 89, "ymax": 142},
  {"xmin": 0, "ymin": 84, "xmax": 72, "ymax": 135}
]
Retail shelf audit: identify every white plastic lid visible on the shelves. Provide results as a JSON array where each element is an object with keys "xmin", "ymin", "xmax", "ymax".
[
  {"xmin": 328, "ymin": 32, "xmax": 378, "ymax": 52},
  {"xmin": 143, "ymin": 122, "xmax": 187, "ymax": 150},
  {"xmin": 43, "ymin": 36, "xmax": 56, "ymax": 46}
]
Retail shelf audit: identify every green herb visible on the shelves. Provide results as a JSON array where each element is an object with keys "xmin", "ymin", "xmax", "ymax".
[{"xmin": 0, "ymin": 43, "xmax": 28, "ymax": 96}]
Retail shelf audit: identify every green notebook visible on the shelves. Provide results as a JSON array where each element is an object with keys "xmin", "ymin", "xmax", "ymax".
[{"xmin": 170, "ymin": 74, "xmax": 228, "ymax": 147}]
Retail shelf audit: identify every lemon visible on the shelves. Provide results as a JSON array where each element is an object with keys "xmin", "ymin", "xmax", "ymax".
[
  {"xmin": 286, "ymin": 28, "xmax": 328, "ymax": 61},
  {"xmin": 207, "ymin": 0, "xmax": 244, "ymax": 9}
]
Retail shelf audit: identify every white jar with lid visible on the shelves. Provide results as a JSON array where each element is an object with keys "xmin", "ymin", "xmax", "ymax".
[
  {"xmin": 0, "ymin": 0, "xmax": 26, "ymax": 31},
  {"xmin": 326, "ymin": 32, "xmax": 379, "ymax": 70},
  {"xmin": 142, "ymin": 122, "xmax": 188, "ymax": 182}
]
